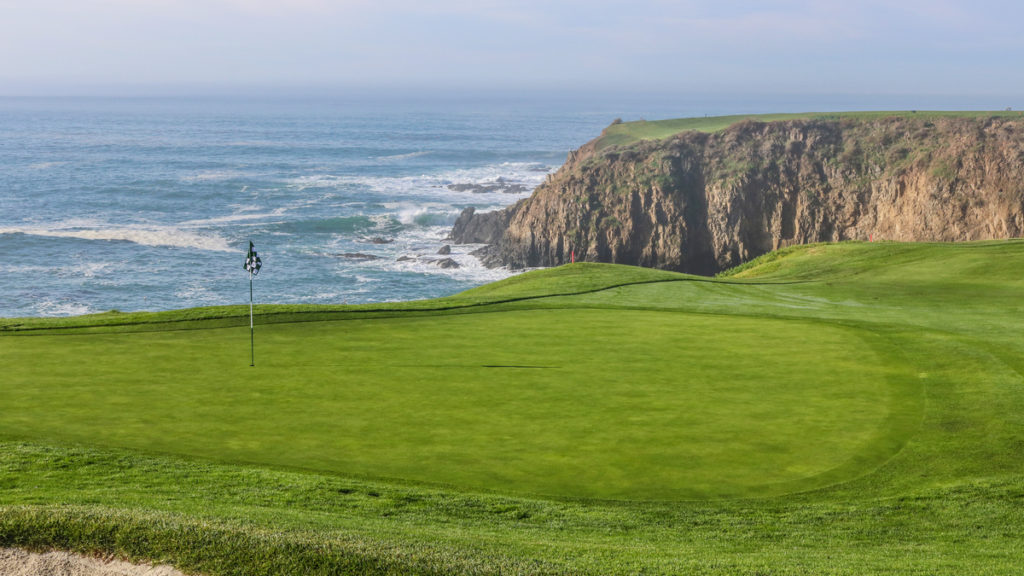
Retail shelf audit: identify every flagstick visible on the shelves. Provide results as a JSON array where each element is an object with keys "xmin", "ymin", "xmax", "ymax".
[
  {"xmin": 249, "ymin": 270, "xmax": 255, "ymax": 367},
  {"xmin": 245, "ymin": 240, "xmax": 262, "ymax": 367}
]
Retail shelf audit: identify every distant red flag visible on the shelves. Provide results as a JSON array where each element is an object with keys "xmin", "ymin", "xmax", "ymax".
[{"xmin": 571, "ymin": 249, "xmax": 575, "ymax": 263}]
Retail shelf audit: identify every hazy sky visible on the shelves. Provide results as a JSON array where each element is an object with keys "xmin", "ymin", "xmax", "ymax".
[{"xmin": 2, "ymin": 0, "xmax": 1022, "ymax": 98}]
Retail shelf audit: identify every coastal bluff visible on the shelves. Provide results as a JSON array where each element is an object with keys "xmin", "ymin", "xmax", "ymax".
[{"xmin": 451, "ymin": 114, "xmax": 1024, "ymax": 274}]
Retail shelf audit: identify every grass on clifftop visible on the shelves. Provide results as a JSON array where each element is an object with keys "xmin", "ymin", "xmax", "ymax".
[
  {"xmin": 2, "ymin": 240, "xmax": 1024, "ymax": 575},
  {"xmin": 594, "ymin": 110, "xmax": 1024, "ymax": 150}
]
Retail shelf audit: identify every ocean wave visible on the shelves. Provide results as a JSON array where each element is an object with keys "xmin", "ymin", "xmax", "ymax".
[
  {"xmin": 289, "ymin": 174, "xmax": 346, "ymax": 191},
  {"xmin": 273, "ymin": 215, "xmax": 397, "ymax": 235},
  {"xmin": 174, "ymin": 283, "xmax": 216, "ymax": 301},
  {"xmin": 285, "ymin": 161, "xmax": 554, "ymax": 201},
  {"xmin": 180, "ymin": 170, "xmax": 248, "ymax": 183},
  {"xmin": 34, "ymin": 299, "xmax": 95, "ymax": 317},
  {"xmin": 28, "ymin": 161, "xmax": 69, "ymax": 170},
  {"xmin": 0, "ymin": 224, "xmax": 234, "ymax": 252},
  {"xmin": 71, "ymin": 261, "xmax": 114, "ymax": 278},
  {"xmin": 395, "ymin": 204, "xmax": 463, "ymax": 227},
  {"xmin": 179, "ymin": 208, "xmax": 288, "ymax": 226},
  {"xmin": 325, "ymin": 223, "xmax": 523, "ymax": 284},
  {"xmin": 374, "ymin": 151, "xmax": 432, "ymax": 161},
  {"xmin": 384, "ymin": 245, "xmax": 522, "ymax": 284}
]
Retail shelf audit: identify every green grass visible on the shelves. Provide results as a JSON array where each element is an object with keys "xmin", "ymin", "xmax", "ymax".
[
  {"xmin": 593, "ymin": 110, "xmax": 1024, "ymax": 150},
  {"xmin": 3, "ymin": 241, "xmax": 1024, "ymax": 574},
  {"xmin": 0, "ymin": 309, "xmax": 914, "ymax": 501}
]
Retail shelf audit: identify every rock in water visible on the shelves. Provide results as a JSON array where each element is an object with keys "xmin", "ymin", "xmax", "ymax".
[
  {"xmin": 434, "ymin": 258, "xmax": 460, "ymax": 269},
  {"xmin": 337, "ymin": 253, "xmax": 381, "ymax": 260},
  {"xmin": 458, "ymin": 115, "xmax": 1024, "ymax": 274},
  {"xmin": 447, "ymin": 179, "xmax": 529, "ymax": 194},
  {"xmin": 449, "ymin": 206, "xmax": 515, "ymax": 244},
  {"xmin": 437, "ymin": 245, "xmax": 452, "ymax": 255}
]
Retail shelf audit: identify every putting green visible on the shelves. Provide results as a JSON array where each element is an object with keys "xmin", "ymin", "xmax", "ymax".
[{"xmin": 2, "ymin": 307, "xmax": 920, "ymax": 500}]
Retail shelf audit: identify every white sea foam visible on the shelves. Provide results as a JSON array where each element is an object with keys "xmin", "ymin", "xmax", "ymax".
[
  {"xmin": 179, "ymin": 207, "xmax": 288, "ymax": 226},
  {"xmin": 395, "ymin": 203, "xmax": 463, "ymax": 227},
  {"xmin": 355, "ymin": 223, "xmax": 524, "ymax": 284},
  {"xmin": 35, "ymin": 300, "xmax": 94, "ymax": 317},
  {"xmin": 27, "ymin": 161, "xmax": 68, "ymax": 170},
  {"xmin": 174, "ymin": 284, "xmax": 215, "ymax": 301},
  {"xmin": 289, "ymin": 192, "xmax": 341, "ymax": 210},
  {"xmin": 0, "ymin": 223, "xmax": 234, "ymax": 252},
  {"xmin": 72, "ymin": 261, "xmax": 114, "ymax": 278},
  {"xmin": 375, "ymin": 151, "xmax": 432, "ymax": 161},
  {"xmin": 289, "ymin": 174, "xmax": 346, "ymax": 191},
  {"xmin": 280, "ymin": 287, "xmax": 372, "ymax": 304},
  {"xmin": 315, "ymin": 291, "xmax": 342, "ymax": 299},
  {"xmin": 286, "ymin": 161, "xmax": 555, "ymax": 202},
  {"xmin": 307, "ymin": 216, "xmax": 522, "ymax": 290},
  {"xmin": 385, "ymin": 244, "xmax": 522, "ymax": 284},
  {"xmin": 180, "ymin": 169, "xmax": 255, "ymax": 183},
  {"xmin": 0, "ymin": 263, "xmax": 52, "ymax": 275}
]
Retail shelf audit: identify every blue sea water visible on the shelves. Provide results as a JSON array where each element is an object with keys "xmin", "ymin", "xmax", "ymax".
[
  {"xmin": 3, "ymin": 92, "xmax": 990, "ymax": 317},
  {"xmin": 0, "ymin": 95, "xmax": 700, "ymax": 317}
]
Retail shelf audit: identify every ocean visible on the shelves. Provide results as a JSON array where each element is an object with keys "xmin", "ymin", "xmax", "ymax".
[
  {"xmin": 0, "ymin": 95, "xmax": 702, "ymax": 317},
  {"xmin": 2, "ymin": 93, "xmax": 979, "ymax": 317}
]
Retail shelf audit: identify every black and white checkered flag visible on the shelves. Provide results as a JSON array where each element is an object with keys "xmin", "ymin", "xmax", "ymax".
[
  {"xmin": 244, "ymin": 240, "xmax": 262, "ymax": 366},
  {"xmin": 244, "ymin": 241, "xmax": 262, "ymax": 276}
]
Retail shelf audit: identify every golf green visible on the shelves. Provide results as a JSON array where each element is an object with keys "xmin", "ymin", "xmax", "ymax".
[{"xmin": 2, "ymin": 307, "xmax": 920, "ymax": 500}]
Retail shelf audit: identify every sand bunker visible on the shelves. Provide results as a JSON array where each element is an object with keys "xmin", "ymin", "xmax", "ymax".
[{"xmin": 0, "ymin": 548, "xmax": 187, "ymax": 576}]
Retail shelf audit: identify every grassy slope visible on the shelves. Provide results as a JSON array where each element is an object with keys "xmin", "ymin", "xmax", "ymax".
[
  {"xmin": 2, "ymin": 242, "xmax": 1024, "ymax": 574},
  {"xmin": 593, "ymin": 110, "xmax": 1024, "ymax": 150}
]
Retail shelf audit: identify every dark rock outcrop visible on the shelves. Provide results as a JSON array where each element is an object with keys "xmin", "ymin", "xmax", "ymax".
[
  {"xmin": 433, "ymin": 258, "xmax": 460, "ymax": 269},
  {"xmin": 458, "ymin": 115, "xmax": 1024, "ymax": 273},
  {"xmin": 336, "ymin": 253, "xmax": 381, "ymax": 260},
  {"xmin": 447, "ymin": 177, "xmax": 528, "ymax": 194},
  {"xmin": 449, "ymin": 207, "xmax": 515, "ymax": 244}
]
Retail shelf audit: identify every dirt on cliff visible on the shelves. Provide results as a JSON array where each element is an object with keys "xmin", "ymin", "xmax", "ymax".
[{"xmin": 451, "ymin": 115, "xmax": 1024, "ymax": 274}]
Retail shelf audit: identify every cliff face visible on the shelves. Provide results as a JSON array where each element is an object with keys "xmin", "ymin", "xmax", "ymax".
[{"xmin": 451, "ymin": 116, "xmax": 1024, "ymax": 274}]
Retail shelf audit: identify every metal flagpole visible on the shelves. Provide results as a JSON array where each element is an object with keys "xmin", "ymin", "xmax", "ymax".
[
  {"xmin": 249, "ymin": 269, "xmax": 255, "ymax": 367},
  {"xmin": 245, "ymin": 240, "xmax": 262, "ymax": 367}
]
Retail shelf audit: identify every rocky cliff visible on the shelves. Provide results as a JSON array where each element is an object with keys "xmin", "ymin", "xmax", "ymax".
[{"xmin": 451, "ymin": 115, "xmax": 1024, "ymax": 274}]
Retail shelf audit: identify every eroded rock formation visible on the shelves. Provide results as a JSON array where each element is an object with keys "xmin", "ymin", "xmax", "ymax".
[{"xmin": 451, "ymin": 115, "xmax": 1024, "ymax": 274}]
